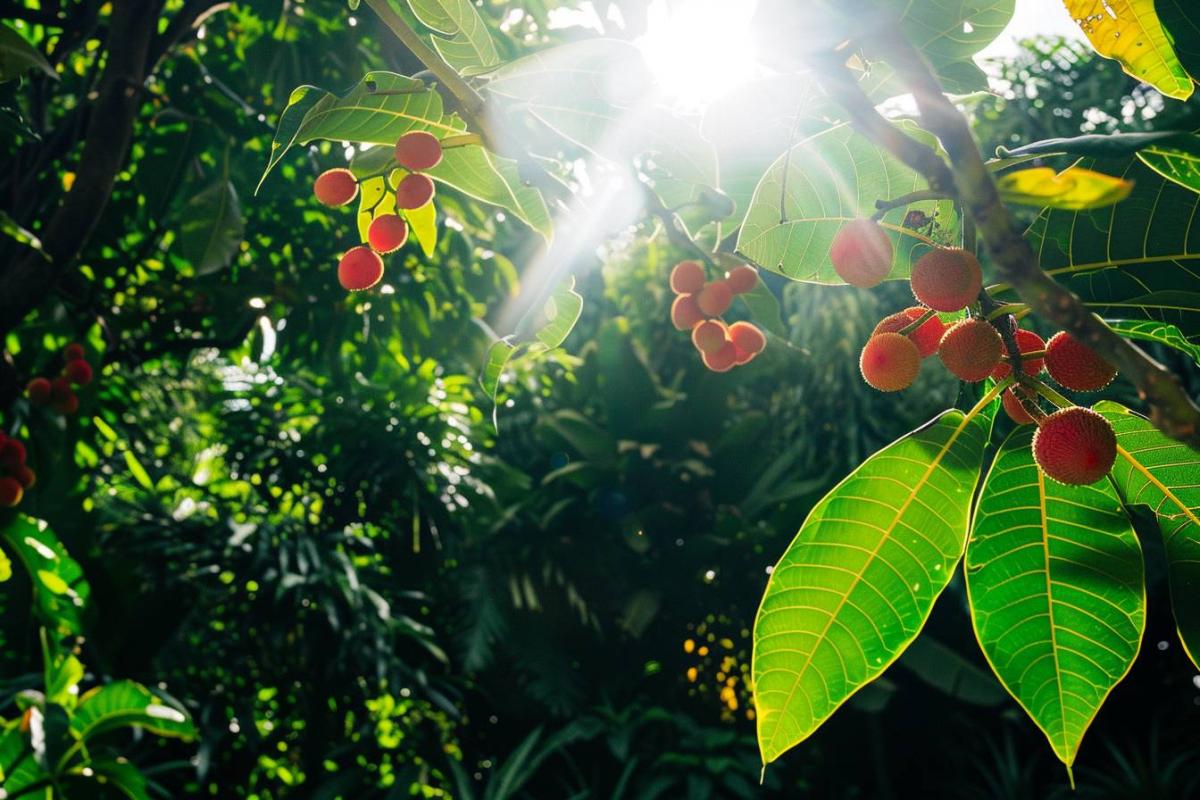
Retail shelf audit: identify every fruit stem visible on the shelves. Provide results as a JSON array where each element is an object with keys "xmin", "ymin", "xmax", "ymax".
[
  {"xmin": 985, "ymin": 302, "xmax": 1026, "ymax": 321},
  {"xmin": 1023, "ymin": 377, "xmax": 1072, "ymax": 410},
  {"xmin": 970, "ymin": 377, "xmax": 1011, "ymax": 416},
  {"xmin": 1011, "ymin": 382, "xmax": 1049, "ymax": 424},
  {"xmin": 897, "ymin": 308, "xmax": 937, "ymax": 336}
]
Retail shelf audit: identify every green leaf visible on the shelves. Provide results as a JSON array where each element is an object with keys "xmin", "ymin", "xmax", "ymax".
[
  {"xmin": 888, "ymin": 0, "xmax": 1015, "ymax": 65},
  {"xmin": 87, "ymin": 759, "xmax": 150, "ymax": 800},
  {"xmin": 736, "ymin": 122, "xmax": 956, "ymax": 284},
  {"xmin": 754, "ymin": 405, "xmax": 993, "ymax": 764},
  {"xmin": 0, "ymin": 727, "xmax": 39, "ymax": 795},
  {"xmin": 1106, "ymin": 319, "xmax": 1200, "ymax": 364},
  {"xmin": 966, "ymin": 426, "xmax": 1143, "ymax": 770},
  {"xmin": 256, "ymin": 84, "xmax": 324, "ymax": 193},
  {"xmin": 72, "ymin": 681, "xmax": 196, "ymax": 742},
  {"xmin": 531, "ymin": 279, "xmax": 583, "ymax": 352},
  {"xmin": 1095, "ymin": 401, "xmax": 1200, "ymax": 669},
  {"xmin": 0, "ymin": 23, "xmax": 55, "ymax": 81},
  {"xmin": 1136, "ymin": 134, "xmax": 1200, "ymax": 194},
  {"xmin": 998, "ymin": 131, "xmax": 1191, "ymax": 160},
  {"xmin": 1064, "ymin": 0, "xmax": 1194, "ymax": 100},
  {"xmin": 407, "ymin": 0, "xmax": 499, "ymax": 75},
  {"xmin": 479, "ymin": 338, "xmax": 516, "ymax": 403},
  {"xmin": 0, "ymin": 515, "xmax": 90, "ymax": 637},
  {"xmin": 0, "ymin": 209, "xmax": 46, "ymax": 257},
  {"xmin": 1157, "ymin": 0, "xmax": 1200, "ymax": 78},
  {"xmin": 737, "ymin": 279, "xmax": 788, "ymax": 339},
  {"xmin": 996, "ymin": 165, "xmax": 1132, "ymax": 210},
  {"xmin": 175, "ymin": 180, "xmax": 244, "ymax": 276}
]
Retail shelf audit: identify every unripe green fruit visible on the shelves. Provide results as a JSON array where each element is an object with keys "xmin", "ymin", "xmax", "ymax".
[
  {"xmin": 703, "ymin": 341, "xmax": 738, "ymax": 372},
  {"xmin": 728, "ymin": 321, "xmax": 765, "ymax": 355},
  {"xmin": 1002, "ymin": 388, "xmax": 1037, "ymax": 425},
  {"xmin": 26, "ymin": 377, "xmax": 51, "ymax": 405},
  {"xmin": 1044, "ymin": 331, "xmax": 1117, "ymax": 391},
  {"xmin": 991, "ymin": 328, "xmax": 1045, "ymax": 379},
  {"xmin": 314, "ymin": 168, "xmax": 359, "ymax": 207},
  {"xmin": 860, "ymin": 332, "xmax": 921, "ymax": 391},
  {"xmin": 670, "ymin": 261, "xmax": 705, "ymax": 295},
  {"xmin": 1033, "ymin": 406, "xmax": 1117, "ymax": 485},
  {"xmin": 872, "ymin": 307, "xmax": 946, "ymax": 358},
  {"xmin": 368, "ymin": 215, "xmax": 409, "ymax": 254},
  {"xmin": 394, "ymin": 131, "xmax": 443, "ymax": 171},
  {"xmin": 724, "ymin": 265, "xmax": 758, "ymax": 295},
  {"xmin": 696, "ymin": 281, "xmax": 732, "ymax": 317},
  {"xmin": 938, "ymin": 318, "xmax": 1002, "ymax": 382},
  {"xmin": 337, "ymin": 246, "xmax": 385, "ymax": 292},
  {"xmin": 910, "ymin": 248, "xmax": 982, "ymax": 312},
  {"xmin": 671, "ymin": 295, "xmax": 703, "ymax": 331},
  {"xmin": 830, "ymin": 219, "xmax": 893, "ymax": 288},
  {"xmin": 395, "ymin": 174, "xmax": 436, "ymax": 209},
  {"xmin": 692, "ymin": 320, "xmax": 728, "ymax": 354},
  {"xmin": 64, "ymin": 359, "xmax": 92, "ymax": 387},
  {"xmin": 0, "ymin": 477, "xmax": 23, "ymax": 507}
]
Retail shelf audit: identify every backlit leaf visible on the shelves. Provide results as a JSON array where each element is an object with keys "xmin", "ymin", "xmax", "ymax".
[
  {"xmin": 532, "ymin": 279, "xmax": 583, "ymax": 352},
  {"xmin": 1136, "ymin": 134, "xmax": 1200, "ymax": 194},
  {"xmin": 0, "ymin": 23, "xmax": 55, "ymax": 81},
  {"xmin": 1105, "ymin": 319, "xmax": 1200, "ymax": 364},
  {"xmin": 1064, "ymin": 0, "xmax": 1193, "ymax": 100},
  {"xmin": 72, "ymin": 680, "xmax": 196, "ymax": 741},
  {"xmin": 408, "ymin": 0, "xmax": 499, "ymax": 75},
  {"xmin": 996, "ymin": 165, "xmax": 1132, "ymax": 210},
  {"xmin": 0, "ymin": 516, "xmax": 90, "ymax": 637},
  {"xmin": 175, "ymin": 180, "xmax": 244, "ymax": 276}
]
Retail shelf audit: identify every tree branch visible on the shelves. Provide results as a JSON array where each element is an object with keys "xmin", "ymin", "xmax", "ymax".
[{"xmin": 827, "ymin": 17, "xmax": 1200, "ymax": 447}]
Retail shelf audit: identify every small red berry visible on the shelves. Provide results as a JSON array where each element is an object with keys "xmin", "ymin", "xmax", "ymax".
[
  {"xmin": 911, "ymin": 248, "xmax": 982, "ymax": 312},
  {"xmin": 395, "ymin": 174, "xmax": 436, "ymax": 209},
  {"xmin": 992, "ymin": 328, "xmax": 1046, "ymax": 379},
  {"xmin": 337, "ymin": 246, "xmax": 385, "ymax": 292},
  {"xmin": 53, "ymin": 391, "xmax": 79, "ymax": 416},
  {"xmin": 1044, "ymin": 331, "xmax": 1117, "ymax": 391},
  {"xmin": 692, "ymin": 320, "xmax": 728, "ymax": 355},
  {"xmin": 696, "ymin": 281, "xmax": 732, "ymax": 317},
  {"xmin": 63, "ymin": 343, "xmax": 85, "ymax": 362},
  {"xmin": 0, "ymin": 440, "xmax": 26, "ymax": 469},
  {"xmin": 0, "ymin": 477, "xmax": 23, "ymax": 507},
  {"xmin": 938, "ymin": 318, "xmax": 1003, "ymax": 382},
  {"xmin": 670, "ymin": 261, "xmax": 706, "ymax": 295},
  {"xmin": 394, "ymin": 131, "xmax": 443, "ymax": 171},
  {"xmin": 860, "ymin": 332, "xmax": 921, "ymax": 392},
  {"xmin": 368, "ymin": 215, "xmax": 409, "ymax": 254},
  {"xmin": 313, "ymin": 168, "xmax": 359, "ymax": 207},
  {"xmin": 14, "ymin": 465, "xmax": 35, "ymax": 489},
  {"xmin": 1002, "ymin": 388, "xmax": 1038, "ymax": 425},
  {"xmin": 872, "ymin": 307, "xmax": 946, "ymax": 358},
  {"xmin": 1033, "ymin": 406, "xmax": 1117, "ymax": 485},
  {"xmin": 26, "ymin": 378, "xmax": 51, "ymax": 406},
  {"xmin": 63, "ymin": 359, "xmax": 93, "ymax": 387},
  {"xmin": 728, "ymin": 321, "xmax": 765, "ymax": 355},
  {"xmin": 702, "ymin": 341, "xmax": 738, "ymax": 372},
  {"xmin": 50, "ymin": 377, "xmax": 73, "ymax": 404},
  {"xmin": 724, "ymin": 265, "xmax": 759, "ymax": 295},
  {"xmin": 671, "ymin": 295, "xmax": 704, "ymax": 331},
  {"xmin": 830, "ymin": 219, "xmax": 893, "ymax": 288}
]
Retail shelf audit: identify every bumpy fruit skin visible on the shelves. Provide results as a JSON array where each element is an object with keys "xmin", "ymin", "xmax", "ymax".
[
  {"xmin": 313, "ymin": 168, "xmax": 359, "ymax": 207},
  {"xmin": 691, "ymin": 320, "xmax": 727, "ymax": 354},
  {"xmin": 670, "ymin": 261, "xmax": 705, "ymax": 294},
  {"xmin": 63, "ymin": 359, "xmax": 92, "ymax": 386},
  {"xmin": 394, "ymin": 131, "xmax": 443, "ymax": 171},
  {"xmin": 872, "ymin": 307, "xmax": 946, "ymax": 358},
  {"xmin": 1033, "ymin": 406, "xmax": 1117, "ymax": 485},
  {"xmin": 910, "ymin": 248, "xmax": 982, "ymax": 312},
  {"xmin": 1002, "ymin": 388, "xmax": 1037, "ymax": 425},
  {"xmin": 671, "ymin": 295, "xmax": 704, "ymax": 331},
  {"xmin": 724, "ymin": 265, "xmax": 758, "ymax": 295},
  {"xmin": 728, "ymin": 321, "xmax": 765, "ymax": 355},
  {"xmin": 63, "ymin": 343, "xmax": 85, "ymax": 362},
  {"xmin": 26, "ymin": 378, "xmax": 51, "ymax": 405},
  {"xmin": 938, "ymin": 318, "xmax": 1003, "ymax": 382},
  {"xmin": 0, "ymin": 477, "xmax": 23, "ymax": 507},
  {"xmin": 703, "ymin": 341, "xmax": 738, "ymax": 372},
  {"xmin": 1044, "ymin": 331, "xmax": 1117, "ymax": 391},
  {"xmin": 860, "ymin": 332, "xmax": 921, "ymax": 391},
  {"xmin": 337, "ymin": 247, "xmax": 385, "ymax": 292},
  {"xmin": 696, "ymin": 281, "xmax": 732, "ymax": 317},
  {"xmin": 395, "ymin": 174, "xmax": 436, "ymax": 209},
  {"xmin": 991, "ymin": 328, "xmax": 1046, "ymax": 379},
  {"xmin": 830, "ymin": 219, "xmax": 893, "ymax": 288},
  {"xmin": 368, "ymin": 215, "xmax": 409, "ymax": 254},
  {"xmin": 50, "ymin": 377, "xmax": 73, "ymax": 404}
]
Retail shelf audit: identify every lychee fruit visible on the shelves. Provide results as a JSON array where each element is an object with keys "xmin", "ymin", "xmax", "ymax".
[
  {"xmin": 63, "ymin": 343, "xmax": 85, "ymax": 362},
  {"xmin": 830, "ymin": 219, "xmax": 893, "ymax": 288},
  {"xmin": 724, "ymin": 265, "xmax": 759, "ymax": 295},
  {"xmin": 0, "ymin": 477, "xmax": 23, "ymax": 507},
  {"xmin": 703, "ymin": 341, "xmax": 738, "ymax": 373},
  {"xmin": 395, "ymin": 173, "xmax": 436, "ymax": 210},
  {"xmin": 729, "ymin": 321, "xmax": 765, "ymax": 356},
  {"xmin": 313, "ymin": 168, "xmax": 359, "ymax": 207},
  {"xmin": 938, "ymin": 318, "xmax": 1003, "ymax": 382},
  {"xmin": 1002, "ymin": 388, "xmax": 1038, "ymax": 425},
  {"xmin": 671, "ymin": 295, "xmax": 704, "ymax": 331},
  {"xmin": 50, "ymin": 377, "xmax": 73, "ymax": 404},
  {"xmin": 733, "ymin": 346, "xmax": 756, "ymax": 366},
  {"xmin": 1033, "ymin": 406, "xmax": 1117, "ymax": 485},
  {"xmin": 337, "ymin": 246, "xmax": 385, "ymax": 292},
  {"xmin": 1044, "ymin": 331, "xmax": 1117, "ymax": 391},
  {"xmin": 872, "ymin": 307, "xmax": 946, "ymax": 358},
  {"xmin": 670, "ymin": 260, "xmax": 706, "ymax": 295},
  {"xmin": 692, "ymin": 320, "xmax": 728, "ymax": 354},
  {"xmin": 53, "ymin": 391, "xmax": 79, "ymax": 416},
  {"xmin": 26, "ymin": 378, "xmax": 51, "ymax": 406},
  {"xmin": 63, "ymin": 359, "xmax": 92, "ymax": 387},
  {"xmin": 696, "ymin": 281, "xmax": 732, "ymax": 317},
  {"xmin": 910, "ymin": 248, "xmax": 982, "ymax": 312},
  {"xmin": 860, "ymin": 332, "xmax": 921, "ymax": 391},
  {"xmin": 14, "ymin": 465, "xmax": 35, "ymax": 489},
  {"xmin": 991, "ymin": 328, "xmax": 1046, "ymax": 379},
  {"xmin": 368, "ymin": 215, "xmax": 409, "ymax": 254},
  {"xmin": 394, "ymin": 130, "xmax": 443, "ymax": 171},
  {"xmin": 0, "ymin": 440, "xmax": 26, "ymax": 469}
]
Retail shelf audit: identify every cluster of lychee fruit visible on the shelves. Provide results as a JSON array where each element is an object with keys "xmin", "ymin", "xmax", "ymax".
[
  {"xmin": 0, "ymin": 434, "xmax": 34, "ymax": 508},
  {"xmin": 25, "ymin": 342, "xmax": 92, "ymax": 416},
  {"xmin": 669, "ymin": 260, "xmax": 765, "ymax": 372},
  {"xmin": 313, "ymin": 130, "xmax": 443, "ymax": 292},
  {"xmin": 832, "ymin": 218, "xmax": 1120, "ymax": 486}
]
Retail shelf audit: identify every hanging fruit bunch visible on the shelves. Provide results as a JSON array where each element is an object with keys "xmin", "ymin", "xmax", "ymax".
[
  {"xmin": 25, "ymin": 342, "xmax": 93, "ymax": 417},
  {"xmin": 669, "ymin": 260, "xmax": 766, "ymax": 372}
]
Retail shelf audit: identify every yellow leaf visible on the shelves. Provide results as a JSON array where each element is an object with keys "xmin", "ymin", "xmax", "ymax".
[
  {"xmin": 1064, "ymin": 0, "xmax": 1194, "ymax": 100},
  {"xmin": 996, "ymin": 165, "xmax": 1133, "ymax": 210}
]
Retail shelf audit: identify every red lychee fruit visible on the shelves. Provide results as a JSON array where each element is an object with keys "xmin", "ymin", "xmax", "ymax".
[
  {"xmin": 696, "ymin": 281, "xmax": 732, "ymax": 317},
  {"xmin": 728, "ymin": 321, "xmax": 765, "ymax": 355},
  {"xmin": 50, "ymin": 377, "xmax": 73, "ymax": 404},
  {"xmin": 63, "ymin": 359, "xmax": 93, "ymax": 387},
  {"xmin": 860, "ymin": 332, "xmax": 921, "ymax": 391},
  {"xmin": 703, "ymin": 341, "xmax": 738, "ymax": 372},
  {"xmin": 724, "ymin": 265, "xmax": 759, "ymax": 295},
  {"xmin": 313, "ymin": 168, "xmax": 359, "ymax": 207},
  {"xmin": 991, "ymin": 328, "xmax": 1046, "ymax": 379},
  {"xmin": 1033, "ymin": 406, "xmax": 1117, "ymax": 485},
  {"xmin": 938, "ymin": 318, "xmax": 1003, "ymax": 382},
  {"xmin": 830, "ymin": 219, "xmax": 893, "ymax": 288},
  {"xmin": 1044, "ymin": 331, "xmax": 1117, "ymax": 391},
  {"xmin": 394, "ymin": 130, "xmax": 443, "ymax": 171},
  {"xmin": 368, "ymin": 215, "xmax": 409, "ymax": 254},
  {"xmin": 872, "ymin": 307, "xmax": 946, "ymax": 358},
  {"xmin": 63, "ymin": 343, "xmax": 85, "ymax": 362},
  {"xmin": 337, "ymin": 246, "xmax": 385, "ymax": 292},
  {"xmin": 14, "ymin": 465, "xmax": 35, "ymax": 489},
  {"xmin": 26, "ymin": 378, "xmax": 51, "ymax": 406},
  {"xmin": 671, "ymin": 295, "xmax": 704, "ymax": 331},
  {"xmin": 0, "ymin": 440, "xmax": 26, "ymax": 469},
  {"xmin": 670, "ymin": 260, "xmax": 706, "ymax": 295},
  {"xmin": 0, "ymin": 477, "xmax": 23, "ymax": 507},
  {"xmin": 395, "ymin": 173, "xmax": 436, "ymax": 210},
  {"xmin": 910, "ymin": 248, "xmax": 982, "ymax": 312},
  {"xmin": 1002, "ymin": 388, "xmax": 1038, "ymax": 425},
  {"xmin": 692, "ymin": 320, "xmax": 728, "ymax": 354},
  {"xmin": 53, "ymin": 391, "xmax": 79, "ymax": 416}
]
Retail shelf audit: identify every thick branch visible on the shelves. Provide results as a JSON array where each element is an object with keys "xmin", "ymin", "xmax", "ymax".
[{"xmin": 837, "ymin": 22, "xmax": 1200, "ymax": 447}]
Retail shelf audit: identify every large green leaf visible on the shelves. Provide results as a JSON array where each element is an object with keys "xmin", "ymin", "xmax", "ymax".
[
  {"xmin": 736, "ymin": 122, "xmax": 956, "ymax": 284},
  {"xmin": 407, "ymin": 0, "xmax": 499, "ymax": 75},
  {"xmin": 966, "ymin": 427, "xmax": 1143, "ymax": 770},
  {"xmin": 888, "ymin": 0, "xmax": 1014, "ymax": 65},
  {"xmin": 0, "ymin": 23, "xmax": 55, "ymax": 81},
  {"xmin": 0, "ymin": 516, "xmax": 90, "ymax": 638},
  {"xmin": 71, "ymin": 681, "xmax": 196, "ymax": 742},
  {"xmin": 1096, "ymin": 401, "xmax": 1200, "ymax": 668},
  {"xmin": 1106, "ymin": 319, "xmax": 1200, "ymax": 365},
  {"xmin": 1064, "ymin": 0, "xmax": 1194, "ymax": 100},
  {"xmin": 259, "ymin": 72, "xmax": 550, "ymax": 239},
  {"xmin": 1136, "ymin": 134, "xmax": 1200, "ymax": 194},
  {"xmin": 1158, "ymin": 0, "xmax": 1200, "ymax": 78},
  {"xmin": 1023, "ymin": 158, "xmax": 1200, "ymax": 344},
  {"xmin": 754, "ymin": 405, "xmax": 993, "ymax": 764},
  {"xmin": 175, "ymin": 180, "xmax": 244, "ymax": 276}
]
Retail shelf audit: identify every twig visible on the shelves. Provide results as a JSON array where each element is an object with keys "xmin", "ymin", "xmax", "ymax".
[
  {"xmin": 640, "ymin": 182, "xmax": 717, "ymax": 271},
  {"xmin": 872, "ymin": 189, "xmax": 948, "ymax": 219}
]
